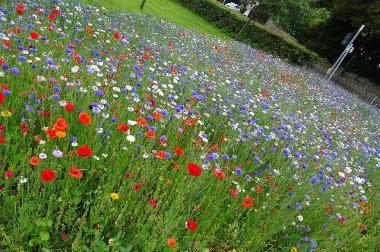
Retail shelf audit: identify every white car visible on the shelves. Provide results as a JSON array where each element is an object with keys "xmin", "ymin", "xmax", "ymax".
[
  {"xmin": 243, "ymin": 9, "xmax": 251, "ymax": 17},
  {"xmin": 225, "ymin": 2, "xmax": 241, "ymax": 11}
]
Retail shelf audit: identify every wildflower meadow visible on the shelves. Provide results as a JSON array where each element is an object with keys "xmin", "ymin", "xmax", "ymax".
[{"xmin": 0, "ymin": 1, "xmax": 379, "ymax": 251}]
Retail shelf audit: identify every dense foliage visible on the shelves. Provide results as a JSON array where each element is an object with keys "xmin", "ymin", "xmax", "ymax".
[
  {"xmin": 174, "ymin": 0, "xmax": 318, "ymax": 63},
  {"xmin": 300, "ymin": 0, "xmax": 380, "ymax": 83},
  {"xmin": 237, "ymin": 0, "xmax": 379, "ymax": 83},
  {"xmin": 251, "ymin": 0, "xmax": 329, "ymax": 37},
  {"xmin": 0, "ymin": 0, "xmax": 379, "ymax": 251}
]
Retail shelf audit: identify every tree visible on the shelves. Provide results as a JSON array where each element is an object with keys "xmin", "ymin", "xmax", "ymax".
[
  {"xmin": 140, "ymin": 0, "xmax": 147, "ymax": 10},
  {"xmin": 303, "ymin": 0, "xmax": 380, "ymax": 83},
  {"xmin": 253, "ymin": 0, "xmax": 328, "ymax": 36}
]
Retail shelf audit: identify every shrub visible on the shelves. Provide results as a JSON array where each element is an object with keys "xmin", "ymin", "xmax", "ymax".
[{"xmin": 173, "ymin": 0, "xmax": 318, "ymax": 63}]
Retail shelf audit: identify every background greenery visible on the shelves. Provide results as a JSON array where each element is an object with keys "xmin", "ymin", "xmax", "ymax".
[{"xmin": 173, "ymin": 0, "xmax": 318, "ymax": 63}]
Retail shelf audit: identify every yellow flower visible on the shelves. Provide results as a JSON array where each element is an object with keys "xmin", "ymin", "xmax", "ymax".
[
  {"xmin": 55, "ymin": 131, "xmax": 66, "ymax": 138},
  {"xmin": 291, "ymin": 246, "xmax": 298, "ymax": 252},
  {"xmin": 108, "ymin": 238, "xmax": 114, "ymax": 245},
  {"xmin": 111, "ymin": 193, "xmax": 119, "ymax": 201},
  {"xmin": 0, "ymin": 111, "xmax": 12, "ymax": 117},
  {"xmin": 231, "ymin": 249, "xmax": 237, "ymax": 252}
]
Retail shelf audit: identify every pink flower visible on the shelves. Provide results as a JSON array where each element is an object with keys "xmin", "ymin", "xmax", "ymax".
[{"xmin": 4, "ymin": 170, "xmax": 15, "ymax": 178}]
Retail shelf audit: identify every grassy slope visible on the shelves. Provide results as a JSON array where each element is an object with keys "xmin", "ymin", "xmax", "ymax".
[{"xmin": 80, "ymin": 0, "xmax": 230, "ymax": 39}]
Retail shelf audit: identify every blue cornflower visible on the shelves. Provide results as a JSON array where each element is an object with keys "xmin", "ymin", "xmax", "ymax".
[
  {"xmin": 10, "ymin": 67, "xmax": 19, "ymax": 74},
  {"xmin": 95, "ymin": 90, "xmax": 104, "ymax": 96},
  {"xmin": 146, "ymin": 115, "xmax": 153, "ymax": 121},
  {"xmin": 295, "ymin": 202, "xmax": 302, "ymax": 209},
  {"xmin": 311, "ymin": 176, "xmax": 319, "ymax": 184},
  {"xmin": 235, "ymin": 167, "xmax": 243, "ymax": 175},
  {"xmin": 52, "ymin": 94, "xmax": 60, "ymax": 100},
  {"xmin": 18, "ymin": 56, "xmax": 27, "ymax": 61}
]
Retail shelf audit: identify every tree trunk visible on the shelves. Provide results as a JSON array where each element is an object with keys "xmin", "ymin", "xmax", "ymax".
[{"xmin": 140, "ymin": 0, "xmax": 147, "ymax": 10}]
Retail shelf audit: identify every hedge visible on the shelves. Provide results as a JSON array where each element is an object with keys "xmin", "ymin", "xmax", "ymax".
[{"xmin": 173, "ymin": 0, "xmax": 318, "ymax": 63}]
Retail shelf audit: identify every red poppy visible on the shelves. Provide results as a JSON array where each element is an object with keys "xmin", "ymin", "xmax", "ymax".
[
  {"xmin": 64, "ymin": 102, "xmax": 75, "ymax": 112},
  {"xmin": 0, "ymin": 135, "xmax": 5, "ymax": 144},
  {"xmin": 145, "ymin": 129, "xmax": 155, "ymax": 139},
  {"xmin": 41, "ymin": 169, "xmax": 57, "ymax": 182},
  {"xmin": 256, "ymin": 185, "xmax": 263, "ymax": 193},
  {"xmin": 78, "ymin": 112, "xmax": 92, "ymax": 124},
  {"xmin": 30, "ymin": 31, "xmax": 40, "ymax": 39},
  {"xmin": 117, "ymin": 124, "xmax": 130, "ymax": 132},
  {"xmin": 187, "ymin": 163, "xmax": 202, "ymax": 176},
  {"xmin": 113, "ymin": 32, "xmax": 120, "ymax": 39},
  {"xmin": 167, "ymin": 238, "xmax": 176, "ymax": 249},
  {"xmin": 152, "ymin": 112, "xmax": 162, "ymax": 120},
  {"xmin": 242, "ymin": 196, "xmax": 253, "ymax": 207},
  {"xmin": 185, "ymin": 118, "xmax": 195, "ymax": 125},
  {"xmin": 20, "ymin": 124, "xmax": 29, "ymax": 135},
  {"xmin": 156, "ymin": 150, "xmax": 165, "ymax": 159},
  {"xmin": 48, "ymin": 13, "xmax": 55, "ymax": 20},
  {"xmin": 52, "ymin": 9, "xmax": 60, "ymax": 15},
  {"xmin": 68, "ymin": 166, "xmax": 83, "ymax": 179},
  {"xmin": 16, "ymin": 3, "xmax": 25, "ymax": 15},
  {"xmin": 133, "ymin": 183, "xmax": 141, "ymax": 190},
  {"xmin": 229, "ymin": 188, "xmax": 238, "ymax": 199},
  {"xmin": 45, "ymin": 128, "xmax": 57, "ymax": 139},
  {"xmin": 54, "ymin": 118, "xmax": 68, "ymax": 131},
  {"xmin": 175, "ymin": 148, "xmax": 184, "ymax": 155},
  {"xmin": 185, "ymin": 220, "xmax": 197, "ymax": 231},
  {"xmin": 76, "ymin": 145, "xmax": 92, "ymax": 157},
  {"xmin": 136, "ymin": 117, "xmax": 147, "ymax": 126},
  {"xmin": 149, "ymin": 198, "xmax": 159, "ymax": 208},
  {"xmin": 0, "ymin": 91, "xmax": 5, "ymax": 105},
  {"xmin": 1, "ymin": 83, "xmax": 10, "ymax": 90},
  {"xmin": 60, "ymin": 232, "xmax": 68, "ymax": 241},
  {"xmin": 213, "ymin": 170, "xmax": 225, "ymax": 179},
  {"xmin": 3, "ymin": 40, "xmax": 12, "ymax": 47},
  {"xmin": 39, "ymin": 111, "xmax": 51, "ymax": 117},
  {"xmin": 30, "ymin": 156, "xmax": 40, "ymax": 166},
  {"xmin": 124, "ymin": 172, "xmax": 135, "ymax": 179},
  {"xmin": 171, "ymin": 66, "xmax": 177, "ymax": 75}
]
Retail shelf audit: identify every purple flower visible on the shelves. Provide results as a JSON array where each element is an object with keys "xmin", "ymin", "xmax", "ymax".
[
  {"xmin": 311, "ymin": 176, "xmax": 319, "ymax": 184},
  {"xmin": 10, "ymin": 67, "xmax": 19, "ymax": 74},
  {"xmin": 295, "ymin": 202, "xmax": 302, "ymax": 209},
  {"xmin": 235, "ymin": 167, "xmax": 243, "ymax": 175},
  {"xmin": 18, "ymin": 56, "xmax": 27, "ymax": 61}
]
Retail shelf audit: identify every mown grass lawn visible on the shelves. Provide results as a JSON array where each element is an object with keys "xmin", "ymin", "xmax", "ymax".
[{"xmin": 81, "ymin": 0, "xmax": 230, "ymax": 39}]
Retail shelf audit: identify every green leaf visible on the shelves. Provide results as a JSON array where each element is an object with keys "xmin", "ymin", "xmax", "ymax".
[
  {"xmin": 28, "ymin": 239, "xmax": 35, "ymax": 247},
  {"xmin": 39, "ymin": 231, "xmax": 50, "ymax": 241},
  {"xmin": 36, "ymin": 219, "xmax": 45, "ymax": 227}
]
